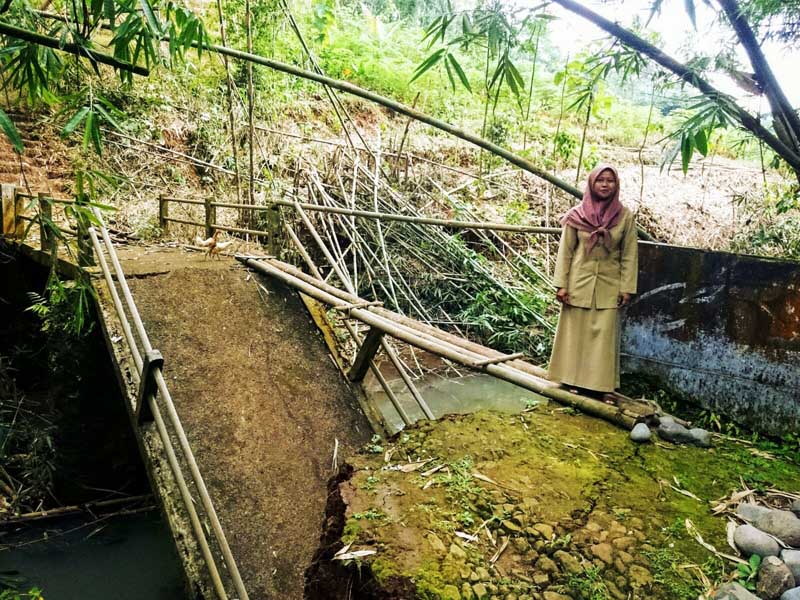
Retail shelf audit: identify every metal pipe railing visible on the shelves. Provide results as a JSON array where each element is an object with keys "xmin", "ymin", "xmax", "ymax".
[{"xmin": 88, "ymin": 212, "xmax": 250, "ymax": 600}]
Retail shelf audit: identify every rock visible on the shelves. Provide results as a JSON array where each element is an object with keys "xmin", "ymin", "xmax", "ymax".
[
  {"xmin": 535, "ymin": 556, "xmax": 559, "ymax": 574},
  {"xmin": 713, "ymin": 582, "xmax": 761, "ymax": 599},
  {"xmin": 605, "ymin": 580, "xmax": 627, "ymax": 600},
  {"xmin": 533, "ymin": 573, "xmax": 549, "ymax": 585},
  {"xmin": 734, "ymin": 524, "xmax": 781, "ymax": 557},
  {"xmin": 737, "ymin": 502, "xmax": 773, "ymax": 523},
  {"xmin": 781, "ymin": 587, "xmax": 800, "ymax": 600},
  {"xmin": 658, "ymin": 414, "xmax": 675, "ymax": 424},
  {"xmin": 462, "ymin": 583, "xmax": 474, "ymax": 599},
  {"xmin": 782, "ymin": 550, "xmax": 800, "ymax": 581},
  {"xmin": 476, "ymin": 567, "xmax": 491, "ymax": 581},
  {"xmin": 442, "ymin": 584, "xmax": 462, "ymax": 600},
  {"xmin": 451, "ymin": 543, "xmax": 468, "ymax": 559},
  {"xmin": 611, "ymin": 536, "xmax": 637, "ymax": 551},
  {"xmin": 689, "ymin": 427, "xmax": 713, "ymax": 447},
  {"xmin": 427, "ymin": 533, "xmax": 447, "ymax": 553},
  {"xmin": 627, "ymin": 565, "xmax": 653, "ymax": 588},
  {"xmin": 657, "ymin": 421, "xmax": 696, "ymax": 445},
  {"xmin": 503, "ymin": 520, "xmax": 522, "ymax": 533},
  {"xmin": 534, "ymin": 523, "xmax": 554, "ymax": 539},
  {"xmin": 630, "ymin": 423, "xmax": 651, "ymax": 443},
  {"xmin": 473, "ymin": 583, "xmax": 489, "ymax": 599},
  {"xmin": 757, "ymin": 556, "xmax": 796, "ymax": 599},
  {"xmin": 542, "ymin": 593, "xmax": 572, "ymax": 600},
  {"xmin": 511, "ymin": 537, "xmax": 530, "ymax": 554},
  {"xmin": 470, "ymin": 571, "xmax": 481, "ymax": 583},
  {"xmin": 755, "ymin": 510, "xmax": 800, "ymax": 547},
  {"xmin": 590, "ymin": 543, "xmax": 614, "ymax": 564},
  {"xmin": 792, "ymin": 500, "xmax": 800, "ymax": 516},
  {"xmin": 617, "ymin": 550, "xmax": 634, "ymax": 565},
  {"xmin": 553, "ymin": 550, "xmax": 582, "ymax": 575}
]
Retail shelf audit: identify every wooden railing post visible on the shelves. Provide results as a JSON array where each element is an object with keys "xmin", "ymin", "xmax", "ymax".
[
  {"xmin": 267, "ymin": 205, "xmax": 281, "ymax": 256},
  {"xmin": 76, "ymin": 200, "xmax": 95, "ymax": 268},
  {"xmin": 38, "ymin": 192, "xmax": 55, "ymax": 255},
  {"xmin": 158, "ymin": 194, "xmax": 168, "ymax": 234},
  {"xmin": 204, "ymin": 196, "xmax": 215, "ymax": 238},
  {"xmin": 1, "ymin": 184, "xmax": 15, "ymax": 236}
]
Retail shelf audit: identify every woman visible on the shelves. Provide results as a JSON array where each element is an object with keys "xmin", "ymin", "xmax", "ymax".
[{"xmin": 547, "ymin": 164, "xmax": 638, "ymax": 396}]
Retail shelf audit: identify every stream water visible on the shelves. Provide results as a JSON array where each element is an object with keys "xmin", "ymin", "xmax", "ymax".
[
  {"xmin": 366, "ymin": 370, "xmax": 549, "ymax": 434},
  {"xmin": 0, "ymin": 253, "xmax": 186, "ymax": 599}
]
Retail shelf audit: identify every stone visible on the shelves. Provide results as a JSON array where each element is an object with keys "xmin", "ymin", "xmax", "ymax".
[
  {"xmin": 613, "ymin": 559, "xmax": 626, "ymax": 574},
  {"xmin": 476, "ymin": 567, "xmax": 491, "ymax": 581},
  {"xmin": 512, "ymin": 538, "xmax": 531, "ymax": 554},
  {"xmin": 792, "ymin": 500, "xmax": 800, "ymax": 516},
  {"xmin": 503, "ymin": 520, "xmax": 523, "ymax": 533},
  {"xmin": 611, "ymin": 536, "xmax": 636, "ymax": 551},
  {"xmin": 460, "ymin": 566, "xmax": 473, "ymax": 580},
  {"xmin": 757, "ymin": 556, "xmax": 796, "ymax": 600},
  {"xmin": 591, "ymin": 543, "xmax": 614, "ymax": 564},
  {"xmin": 781, "ymin": 587, "xmax": 800, "ymax": 600},
  {"xmin": 535, "ymin": 556, "xmax": 559, "ymax": 574},
  {"xmin": 755, "ymin": 510, "xmax": 800, "ymax": 547},
  {"xmin": 658, "ymin": 414, "xmax": 675, "ymax": 424},
  {"xmin": 605, "ymin": 580, "xmax": 627, "ymax": 600},
  {"xmin": 617, "ymin": 550, "xmax": 634, "ymax": 565},
  {"xmin": 427, "ymin": 533, "xmax": 447, "ymax": 553},
  {"xmin": 627, "ymin": 565, "xmax": 653, "ymax": 588},
  {"xmin": 473, "ymin": 583, "xmax": 489, "ymax": 599},
  {"xmin": 782, "ymin": 550, "xmax": 800, "ymax": 581},
  {"xmin": 542, "ymin": 593, "xmax": 572, "ymax": 600},
  {"xmin": 689, "ymin": 427, "xmax": 713, "ymax": 447},
  {"xmin": 534, "ymin": 523, "xmax": 554, "ymax": 540},
  {"xmin": 442, "ymin": 584, "xmax": 462, "ymax": 600},
  {"xmin": 554, "ymin": 550, "xmax": 582, "ymax": 575},
  {"xmin": 737, "ymin": 502, "xmax": 772, "ymax": 523},
  {"xmin": 734, "ymin": 524, "xmax": 781, "ymax": 557},
  {"xmin": 630, "ymin": 423, "xmax": 651, "ymax": 443},
  {"xmin": 657, "ymin": 421, "xmax": 696, "ymax": 444},
  {"xmin": 462, "ymin": 583, "xmax": 475, "ymax": 599},
  {"xmin": 470, "ymin": 571, "xmax": 481, "ymax": 583},
  {"xmin": 451, "ymin": 543, "xmax": 468, "ymax": 559},
  {"xmin": 533, "ymin": 573, "xmax": 549, "ymax": 585},
  {"xmin": 712, "ymin": 582, "xmax": 761, "ymax": 599}
]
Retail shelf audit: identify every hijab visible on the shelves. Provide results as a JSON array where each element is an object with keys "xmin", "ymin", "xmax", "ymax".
[{"xmin": 560, "ymin": 164, "xmax": 623, "ymax": 254}]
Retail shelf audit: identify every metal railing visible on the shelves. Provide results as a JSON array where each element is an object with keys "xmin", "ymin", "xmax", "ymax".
[{"xmin": 87, "ymin": 208, "xmax": 249, "ymax": 600}]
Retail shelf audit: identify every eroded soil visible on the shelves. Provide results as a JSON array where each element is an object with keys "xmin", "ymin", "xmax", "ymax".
[{"xmin": 308, "ymin": 408, "xmax": 800, "ymax": 600}]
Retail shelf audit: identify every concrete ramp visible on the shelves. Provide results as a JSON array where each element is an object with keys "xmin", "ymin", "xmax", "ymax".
[{"xmin": 114, "ymin": 246, "xmax": 371, "ymax": 598}]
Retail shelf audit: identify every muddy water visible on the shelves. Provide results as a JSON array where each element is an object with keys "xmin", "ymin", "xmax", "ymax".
[
  {"xmin": 365, "ymin": 370, "xmax": 548, "ymax": 433},
  {"xmin": 0, "ymin": 252, "xmax": 185, "ymax": 598},
  {"xmin": 0, "ymin": 513, "xmax": 184, "ymax": 599}
]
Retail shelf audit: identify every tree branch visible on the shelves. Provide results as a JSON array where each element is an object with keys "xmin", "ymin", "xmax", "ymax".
[
  {"xmin": 549, "ymin": 0, "xmax": 800, "ymax": 175},
  {"xmin": 716, "ymin": 0, "xmax": 800, "ymax": 151}
]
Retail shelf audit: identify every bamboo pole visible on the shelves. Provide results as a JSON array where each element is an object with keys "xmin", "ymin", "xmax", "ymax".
[
  {"xmin": 215, "ymin": 0, "xmax": 243, "ymax": 206},
  {"xmin": 239, "ymin": 256, "xmax": 637, "ymax": 430}
]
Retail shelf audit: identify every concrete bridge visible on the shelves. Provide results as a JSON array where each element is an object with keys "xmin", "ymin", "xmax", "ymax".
[{"xmin": 2, "ymin": 182, "xmax": 798, "ymax": 599}]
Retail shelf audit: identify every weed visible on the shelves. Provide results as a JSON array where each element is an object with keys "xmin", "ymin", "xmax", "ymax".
[
  {"xmin": 736, "ymin": 554, "xmax": 761, "ymax": 591},
  {"xmin": 352, "ymin": 508, "xmax": 387, "ymax": 521},
  {"xmin": 567, "ymin": 566, "xmax": 610, "ymax": 600},
  {"xmin": 365, "ymin": 435, "xmax": 385, "ymax": 454}
]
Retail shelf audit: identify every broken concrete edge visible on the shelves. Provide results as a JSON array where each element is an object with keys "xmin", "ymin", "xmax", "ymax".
[
  {"xmin": 304, "ymin": 463, "xmax": 415, "ymax": 599},
  {"xmin": 297, "ymin": 289, "xmax": 391, "ymax": 439},
  {"xmin": 91, "ymin": 275, "xmax": 214, "ymax": 600}
]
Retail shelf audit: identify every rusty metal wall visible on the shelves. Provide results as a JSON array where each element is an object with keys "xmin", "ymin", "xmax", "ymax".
[{"xmin": 621, "ymin": 242, "xmax": 800, "ymax": 436}]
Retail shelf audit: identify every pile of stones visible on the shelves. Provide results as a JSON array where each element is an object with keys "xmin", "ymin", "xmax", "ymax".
[
  {"xmin": 713, "ymin": 500, "xmax": 800, "ymax": 600},
  {"xmin": 629, "ymin": 415, "xmax": 712, "ymax": 447}
]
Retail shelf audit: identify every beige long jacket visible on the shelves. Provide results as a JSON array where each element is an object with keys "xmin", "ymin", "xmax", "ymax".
[{"xmin": 553, "ymin": 207, "xmax": 638, "ymax": 309}]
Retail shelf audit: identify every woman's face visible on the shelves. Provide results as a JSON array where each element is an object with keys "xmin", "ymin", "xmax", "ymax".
[{"xmin": 592, "ymin": 170, "xmax": 617, "ymax": 201}]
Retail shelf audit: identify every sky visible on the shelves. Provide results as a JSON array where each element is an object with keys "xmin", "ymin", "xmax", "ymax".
[{"xmin": 529, "ymin": 0, "xmax": 800, "ymax": 108}]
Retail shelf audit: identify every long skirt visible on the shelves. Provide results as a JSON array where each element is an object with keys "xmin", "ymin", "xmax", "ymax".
[{"xmin": 547, "ymin": 301, "xmax": 620, "ymax": 393}]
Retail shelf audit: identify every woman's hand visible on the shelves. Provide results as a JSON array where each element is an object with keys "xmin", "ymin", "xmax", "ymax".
[
  {"xmin": 556, "ymin": 288, "xmax": 570, "ymax": 305},
  {"xmin": 618, "ymin": 293, "xmax": 631, "ymax": 307}
]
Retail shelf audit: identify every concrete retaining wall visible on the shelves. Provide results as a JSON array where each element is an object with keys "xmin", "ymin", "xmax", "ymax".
[{"xmin": 622, "ymin": 242, "xmax": 800, "ymax": 436}]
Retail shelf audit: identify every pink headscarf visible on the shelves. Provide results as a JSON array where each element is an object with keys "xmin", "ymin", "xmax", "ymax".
[{"xmin": 560, "ymin": 164, "xmax": 623, "ymax": 254}]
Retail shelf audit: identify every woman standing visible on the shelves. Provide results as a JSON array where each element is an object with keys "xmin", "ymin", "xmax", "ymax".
[{"xmin": 547, "ymin": 164, "xmax": 638, "ymax": 395}]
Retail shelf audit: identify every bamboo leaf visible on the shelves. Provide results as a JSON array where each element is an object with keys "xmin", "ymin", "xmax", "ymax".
[
  {"xmin": 694, "ymin": 129, "xmax": 708, "ymax": 156},
  {"xmin": 448, "ymin": 54, "xmax": 472, "ymax": 92},
  {"xmin": 0, "ymin": 108, "xmax": 24, "ymax": 153},
  {"xmin": 139, "ymin": 0, "xmax": 163, "ymax": 38},
  {"xmin": 681, "ymin": 134, "xmax": 694, "ymax": 174},
  {"xmin": 410, "ymin": 48, "xmax": 446, "ymax": 84},
  {"xmin": 444, "ymin": 56, "xmax": 456, "ymax": 91},
  {"xmin": 684, "ymin": 0, "xmax": 697, "ymax": 29},
  {"xmin": 61, "ymin": 106, "xmax": 90, "ymax": 138}
]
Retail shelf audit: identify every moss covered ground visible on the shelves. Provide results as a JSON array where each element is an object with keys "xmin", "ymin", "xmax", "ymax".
[{"xmin": 333, "ymin": 405, "xmax": 799, "ymax": 599}]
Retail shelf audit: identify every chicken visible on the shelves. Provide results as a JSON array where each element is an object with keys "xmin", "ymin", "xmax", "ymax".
[
  {"xmin": 195, "ymin": 231, "xmax": 218, "ymax": 248},
  {"xmin": 209, "ymin": 239, "xmax": 234, "ymax": 259}
]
